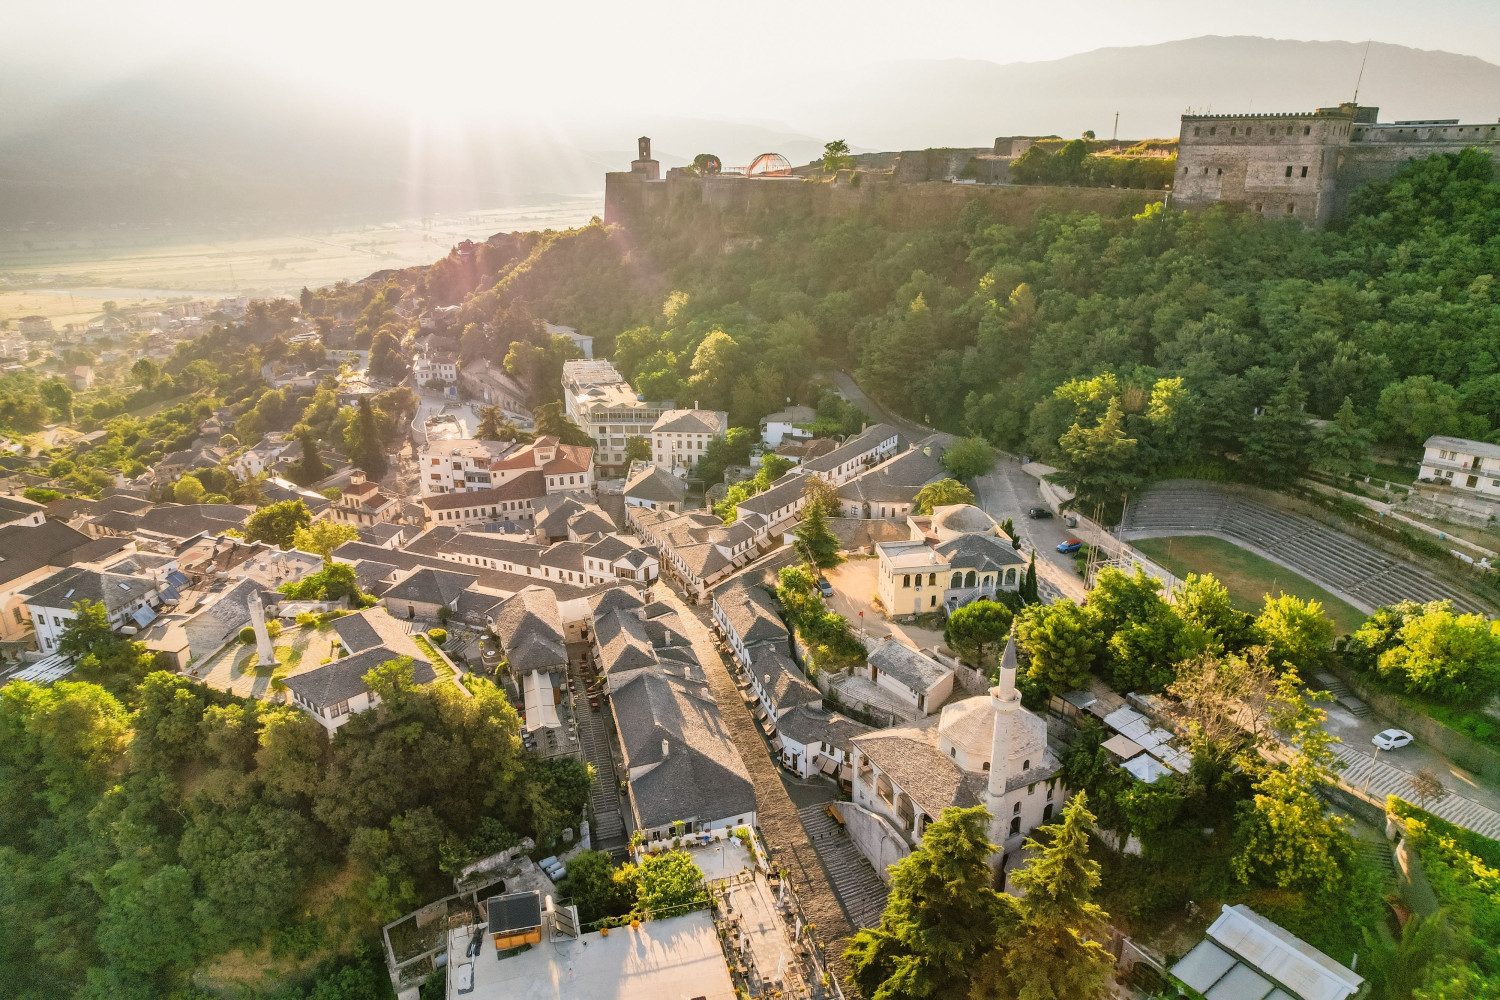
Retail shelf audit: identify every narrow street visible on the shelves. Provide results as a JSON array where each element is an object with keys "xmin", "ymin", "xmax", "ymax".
[{"xmin": 651, "ymin": 588, "xmax": 858, "ymax": 987}]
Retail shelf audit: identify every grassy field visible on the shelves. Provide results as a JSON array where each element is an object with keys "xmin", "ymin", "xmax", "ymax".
[{"xmin": 1135, "ymin": 534, "xmax": 1367, "ymax": 634}]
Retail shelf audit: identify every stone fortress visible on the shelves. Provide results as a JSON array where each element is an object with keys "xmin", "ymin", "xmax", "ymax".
[{"xmin": 1173, "ymin": 101, "xmax": 1500, "ymax": 225}]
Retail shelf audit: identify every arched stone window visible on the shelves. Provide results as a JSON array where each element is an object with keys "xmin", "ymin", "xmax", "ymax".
[
  {"xmin": 1022, "ymin": 759, "xmax": 1030, "ymax": 771},
  {"xmin": 1009, "ymin": 816, "xmax": 1021, "ymax": 836},
  {"xmin": 952, "ymin": 573, "xmax": 964, "ymax": 588},
  {"xmin": 876, "ymin": 773, "xmax": 894, "ymax": 805},
  {"xmin": 964, "ymin": 570, "xmax": 976, "ymax": 588},
  {"xmin": 1012, "ymin": 802, "xmax": 1021, "ymax": 815},
  {"xmin": 928, "ymin": 573, "xmax": 937, "ymax": 587},
  {"xmin": 1042, "ymin": 804, "xmax": 1053, "ymax": 823},
  {"xmin": 1004, "ymin": 568, "xmax": 1016, "ymax": 586}
]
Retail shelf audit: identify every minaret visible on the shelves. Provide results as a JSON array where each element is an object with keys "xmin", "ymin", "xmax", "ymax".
[{"xmin": 987, "ymin": 625, "xmax": 1022, "ymax": 800}]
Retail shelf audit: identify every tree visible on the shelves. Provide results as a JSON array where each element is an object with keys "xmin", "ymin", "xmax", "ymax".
[
  {"xmin": 173, "ymin": 476, "xmax": 206, "ymax": 504},
  {"xmin": 477, "ymin": 405, "xmax": 504, "ymax": 441},
  {"xmin": 794, "ymin": 504, "xmax": 842, "ymax": 569},
  {"xmin": 1410, "ymin": 769, "xmax": 1447, "ymax": 809},
  {"xmin": 345, "ymin": 397, "xmax": 388, "ymax": 480},
  {"xmin": 802, "ymin": 474, "xmax": 841, "ymax": 517},
  {"xmin": 292, "ymin": 428, "xmax": 329, "ymax": 486},
  {"xmin": 1020, "ymin": 550, "xmax": 1038, "ymax": 603},
  {"xmin": 624, "ymin": 436, "xmax": 651, "ymax": 464},
  {"xmin": 972, "ymin": 793, "xmax": 1115, "ymax": 1000},
  {"xmin": 1317, "ymin": 396, "xmax": 1374, "ymax": 476},
  {"xmin": 130, "ymin": 358, "xmax": 161, "ymax": 390},
  {"xmin": 245, "ymin": 499, "xmax": 312, "ymax": 549},
  {"xmin": 1255, "ymin": 593, "xmax": 1335, "ymax": 673},
  {"xmin": 278, "ymin": 563, "xmax": 366, "ymax": 604},
  {"xmin": 39, "ymin": 379, "xmax": 73, "ymax": 422},
  {"xmin": 1376, "ymin": 375, "xmax": 1468, "ymax": 447},
  {"xmin": 1167, "ymin": 649, "xmax": 1278, "ymax": 795},
  {"xmin": 944, "ymin": 601, "xmax": 1012, "ymax": 668},
  {"xmin": 1052, "ymin": 398, "xmax": 1139, "ymax": 515},
  {"xmin": 822, "ymin": 139, "xmax": 854, "ymax": 173},
  {"xmin": 56, "ymin": 600, "xmax": 115, "ymax": 661},
  {"xmin": 695, "ymin": 426, "xmax": 756, "ymax": 485},
  {"xmin": 560, "ymin": 850, "xmax": 634, "ymax": 924},
  {"xmin": 941, "ymin": 436, "xmax": 995, "ymax": 480},
  {"xmin": 846, "ymin": 805, "xmax": 1004, "ymax": 1000},
  {"xmin": 1174, "ymin": 573, "xmax": 1255, "ymax": 652},
  {"xmin": 632, "ymin": 850, "xmax": 706, "ymax": 914},
  {"xmin": 531, "ymin": 401, "xmax": 593, "ymax": 446},
  {"xmin": 1242, "ymin": 367, "xmax": 1314, "ymax": 486},
  {"xmin": 1375, "ymin": 604, "xmax": 1500, "ymax": 705},
  {"xmin": 292, "ymin": 521, "xmax": 360, "ymax": 559},
  {"xmin": 913, "ymin": 478, "xmax": 976, "ymax": 514},
  {"xmin": 368, "ymin": 328, "xmax": 406, "ymax": 381},
  {"xmin": 1016, "ymin": 600, "xmax": 1102, "ymax": 695}
]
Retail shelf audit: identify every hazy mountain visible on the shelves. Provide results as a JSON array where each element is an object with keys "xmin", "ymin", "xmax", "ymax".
[
  {"xmin": 2, "ymin": 35, "xmax": 1496, "ymax": 229},
  {"xmin": 808, "ymin": 36, "xmax": 1500, "ymax": 149}
]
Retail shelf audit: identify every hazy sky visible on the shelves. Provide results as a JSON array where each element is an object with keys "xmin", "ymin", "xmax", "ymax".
[{"xmin": 9, "ymin": 0, "xmax": 1499, "ymax": 122}]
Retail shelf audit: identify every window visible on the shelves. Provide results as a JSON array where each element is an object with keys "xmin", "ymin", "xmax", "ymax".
[
  {"xmin": 902, "ymin": 574, "xmax": 910, "ymax": 588},
  {"xmin": 1028, "ymin": 783, "xmax": 1035, "ymax": 795},
  {"xmin": 1304, "ymin": 125, "xmax": 1311, "ymax": 135},
  {"xmin": 1209, "ymin": 126, "xmax": 1216, "ymax": 136},
  {"xmin": 1230, "ymin": 126, "xmax": 1236, "ymax": 136},
  {"xmin": 1009, "ymin": 816, "xmax": 1021, "ymax": 836},
  {"xmin": 1285, "ymin": 165, "xmax": 1293, "ymax": 177},
  {"xmin": 1022, "ymin": 759, "xmax": 1030, "ymax": 770},
  {"xmin": 1286, "ymin": 125, "xmax": 1293, "ymax": 135},
  {"xmin": 1256, "ymin": 203, "xmax": 1264, "ymax": 213},
  {"xmin": 1286, "ymin": 203, "xmax": 1296, "ymax": 215},
  {"xmin": 1300, "ymin": 166, "xmax": 1309, "ymax": 178},
  {"xmin": 950, "ymin": 746, "xmax": 956, "ymax": 758},
  {"xmin": 1216, "ymin": 168, "xmax": 1222, "ymax": 176},
  {"xmin": 1203, "ymin": 166, "xmax": 1209, "ymax": 175},
  {"xmin": 1013, "ymin": 802, "xmax": 1021, "ymax": 815},
  {"xmin": 928, "ymin": 573, "xmax": 936, "ymax": 586},
  {"xmin": 982, "ymin": 761, "xmax": 990, "ymax": 771},
  {"xmin": 1194, "ymin": 126, "xmax": 1201, "ymax": 137}
]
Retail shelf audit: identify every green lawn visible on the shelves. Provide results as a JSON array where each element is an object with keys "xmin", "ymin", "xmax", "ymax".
[{"xmin": 1134, "ymin": 534, "xmax": 1367, "ymax": 635}]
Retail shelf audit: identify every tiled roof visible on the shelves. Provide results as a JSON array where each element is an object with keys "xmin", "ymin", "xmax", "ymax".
[
  {"xmin": 492, "ymin": 586, "xmax": 567, "ymax": 673},
  {"xmin": 421, "ymin": 471, "xmax": 545, "ymax": 511},
  {"xmin": 712, "ymin": 577, "xmax": 789, "ymax": 649},
  {"xmin": 749, "ymin": 644, "xmax": 820, "ymax": 712},
  {"xmin": 774, "ymin": 705, "xmax": 873, "ymax": 751},
  {"xmin": 624, "ymin": 464, "xmax": 687, "ymax": 504},
  {"xmin": 384, "ymin": 567, "xmax": 477, "ymax": 606},
  {"xmin": 853, "ymin": 717, "xmax": 982, "ymax": 819},
  {"xmin": 0, "ymin": 520, "xmax": 117, "ymax": 587},
  {"xmin": 837, "ymin": 448, "xmax": 945, "ymax": 503},
  {"xmin": 803, "ymin": 423, "xmax": 902, "ymax": 475},
  {"xmin": 651, "ymin": 409, "xmax": 727, "ymax": 435},
  {"xmin": 735, "ymin": 471, "xmax": 808, "ymax": 518},
  {"xmin": 933, "ymin": 533, "xmax": 1026, "ymax": 572},
  {"xmin": 868, "ymin": 639, "xmax": 952, "ymax": 694}
]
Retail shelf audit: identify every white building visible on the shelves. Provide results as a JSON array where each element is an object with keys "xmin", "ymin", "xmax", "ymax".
[
  {"xmin": 1420, "ymin": 435, "xmax": 1500, "ymax": 496},
  {"xmin": 562, "ymin": 359, "xmax": 673, "ymax": 476},
  {"xmin": 860, "ymin": 638, "xmax": 955, "ymax": 716},
  {"xmin": 849, "ymin": 632, "xmax": 1065, "ymax": 882},
  {"xmin": 876, "ymin": 505, "xmax": 1025, "ymax": 617},
  {"xmin": 760, "ymin": 405, "xmax": 816, "ymax": 447},
  {"xmin": 545, "ymin": 322, "xmax": 593, "ymax": 359},
  {"xmin": 22, "ymin": 552, "xmax": 176, "ymax": 653},
  {"xmin": 651, "ymin": 408, "xmax": 728, "ymax": 477},
  {"xmin": 419, "ymin": 438, "xmax": 516, "ymax": 495},
  {"xmin": 283, "ymin": 609, "xmax": 439, "ymax": 731},
  {"xmin": 414, "ymin": 350, "xmax": 459, "ymax": 385}
]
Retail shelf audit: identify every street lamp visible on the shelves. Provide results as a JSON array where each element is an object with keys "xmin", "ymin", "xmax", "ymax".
[{"xmin": 1361, "ymin": 743, "xmax": 1382, "ymax": 798}]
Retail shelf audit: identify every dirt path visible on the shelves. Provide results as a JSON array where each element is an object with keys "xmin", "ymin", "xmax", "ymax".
[{"xmin": 654, "ymin": 588, "xmax": 859, "ymax": 990}]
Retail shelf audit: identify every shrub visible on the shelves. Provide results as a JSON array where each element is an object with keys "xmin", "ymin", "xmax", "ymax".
[
  {"xmin": 295, "ymin": 611, "xmax": 317, "ymax": 628},
  {"xmin": 239, "ymin": 625, "xmax": 255, "ymax": 643},
  {"xmin": 265, "ymin": 619, "xmax": 283, "ymax": 639},
  {"xmin": 427, "ymin": 628, "xmax": 447, "ymax": 648}
]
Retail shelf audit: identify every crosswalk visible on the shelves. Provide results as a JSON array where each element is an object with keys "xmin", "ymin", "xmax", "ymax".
[
  {"xmin": 1330, "ymin": 741, "xmax": 1500, "ymax": 840},
  {"xmin": 799, "ymin": 804, "xmax": 891, "ymax": 930}
]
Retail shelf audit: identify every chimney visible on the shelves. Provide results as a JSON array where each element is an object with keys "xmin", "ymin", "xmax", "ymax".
[{"xmin": 661, "ymin": 739, "xmax": 670, "ymax": 758}]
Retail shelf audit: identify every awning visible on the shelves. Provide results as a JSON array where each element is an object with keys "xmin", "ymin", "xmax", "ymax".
[
  {"xmin": 769, "ymin": 736, "xmax": 783, "ymax": 752},
  {"xmin": 1101, "ymin": 734, "xmax": 1145, "ymax": 760},
  {"xmin": 819, "ymin": 757, "xmax": 839, "ymax": 776},
  {"xmin": 130, "ymin": 606, "xmax": 157, "ymax": 628},
  {"xmin": 522, "ymin": 671, "xmax": 560, "ymax": 732}
]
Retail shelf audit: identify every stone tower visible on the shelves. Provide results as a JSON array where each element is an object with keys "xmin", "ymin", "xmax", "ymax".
[
  {"xmin": 248, "ymin": 591, "xmax": 275, "ymax": 666},
  {"xmin": 631, "ymin": 136, "xmax": 660, "ymax": 181}
]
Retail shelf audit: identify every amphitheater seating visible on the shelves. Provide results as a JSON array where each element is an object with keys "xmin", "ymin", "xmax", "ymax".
[{"xmin": 1122, "ymin": 481, "xmax": 1487, "ymax": 615}]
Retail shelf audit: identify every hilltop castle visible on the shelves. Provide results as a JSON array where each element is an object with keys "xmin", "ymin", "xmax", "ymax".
[{"xmin": 1174, "ymin": 102, "xmax": 1499, "ymax": 225}]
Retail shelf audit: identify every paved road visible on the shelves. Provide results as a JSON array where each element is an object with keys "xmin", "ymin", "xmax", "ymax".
[
  {"xmin": 831, "ymin": 370, "xmax": 929, "ymax": 441},
  {"xmin": 653, "ymin": 588, "xmax": 858, "ymax": 988},
  {"xmin": 973, "ymin": 463, "xmax": 1088, "ymax": 603}
]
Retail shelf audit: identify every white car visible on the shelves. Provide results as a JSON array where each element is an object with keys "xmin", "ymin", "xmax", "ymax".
[{"xmin": 1372, "ymin": 729, "xmax": 1414, "ymax": 751}]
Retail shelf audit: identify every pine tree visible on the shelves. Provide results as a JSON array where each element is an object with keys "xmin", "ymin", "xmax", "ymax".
[
  {"xmin": 794, "ymin": 503, "xmax": 842, "ymax": 569},
  {"xmin": 846, "ymin": 806, "xmax": 1004, "ymax": 1000},
  {"xmin": 293, "ymin": 428, "xmax": 329, "ymax": 486},
  {"xmin": 348, "ymin": 397, "xmax": 388, "ymax": 480},
  {"xmin": 1021, "ymin": 551, "xmax": 1038, "ymax": 603},
  {"xmin": 972, "ymin": 793, "xmax": 1115, "ymax": 1000}
]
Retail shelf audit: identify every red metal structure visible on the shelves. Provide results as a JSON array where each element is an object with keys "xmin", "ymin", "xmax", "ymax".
[{"xmin": 743, "ymin": 152, "xmax": 792, "ymax": 177}]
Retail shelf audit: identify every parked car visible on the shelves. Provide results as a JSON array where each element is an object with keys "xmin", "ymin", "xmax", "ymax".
[
  {"xmin": 816, "ymin": 578, "xmax": 834, "ymax": 598},
  {"xmin": 1028, "ymin": 506, "xmax": 1053, "ymax": 520},
  {"xmin": 1057, "ymin": 538, "xmax": 1083, "ymax": 553},
  {"xmin": 1372, "ymin": 729, "xmax": 1414, "ymax": 751}
]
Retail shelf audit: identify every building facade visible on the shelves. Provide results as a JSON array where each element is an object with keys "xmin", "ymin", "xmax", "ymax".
[
  {"xmin": 562, "ymin": 360, "xmax": 672, "ymax": 476},
  {"xmin": 1420, "ymin": 435, "xmax": 1500, "ymax": 496}
]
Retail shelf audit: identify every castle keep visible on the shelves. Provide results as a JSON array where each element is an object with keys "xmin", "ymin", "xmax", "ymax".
[{"xmin": 1174, "ymin": 102, "xmax": 1499, "ymax": 225}]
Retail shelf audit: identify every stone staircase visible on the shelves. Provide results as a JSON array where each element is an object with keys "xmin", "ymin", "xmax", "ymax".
[
  {"xmin": 799, "ymin": 804, "xmax": 890, "ymax": 930},
  {"xmin": 1121, "ymin": 481, "xmax": 1487, "ymax": 614},
  {"xmin": 569, "ymin": 660, "xmax": 629, "ymax": 858},
  {"xmin": 1314, "ymin": 672, "xmax": 1372, "ymax": 718},
  {"xmin": 1330, "ymin": 740, "xmax": 1500, "ymax": 840}
]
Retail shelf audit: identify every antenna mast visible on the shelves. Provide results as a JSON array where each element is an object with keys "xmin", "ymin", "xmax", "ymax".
[
  {"xmin": 1112, "ymin": 112, "xmax": 1119, "ymax": 144},
  {"xmin": 1353, "ymin": 40, "xmax": 1372, "ymax": 104}
]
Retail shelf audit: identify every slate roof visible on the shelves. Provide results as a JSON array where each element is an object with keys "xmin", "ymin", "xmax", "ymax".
[
  {"xmin": 774, "ymin": 705, "xmax": 873, "ymax": 752},
  {"xmin": 837, "ymin": 447, "xmax": 945, "ymax": 503},
  {"xmin": 651, "ymin": 409, "xmax": 727, "ymax": 435},
  {"xmin": 934, "ymin": 532, "xmax": 1026, "ymax": 572},
  {"xmin": 712, "ymin": 577, "xmax": 790, "ymax": 649},
  {"xmin": 868, "ymin": 639, "xmax": 952, "ymax": 695},
  {"xmin": 384, "ymin": 567, "xmax": 477, "ymax": 607},
  {"xmin": 749, "ymin": 644, "xmax": 820, "ymax": 712},
  {"xmin": 492, "ymin": 586, "xmax": 567, "ymax": 673},
  {"xmin": 136, "ymin": 504, "xmax": 253, "ymax": 540},
  {"xmin": 735, "ymin": 471, "xmax": 808, "ymax": 518},
  {"xmin": 0, "ymin": 520, "xmax": 122, "ymax": 587},
  {"xmin": 802, "ymin": 423, "xmax": 902, "ymax": 476},
  {"xmin": 22, "ymin": 564, "xmax": 157, "ymax": 613},
  {"xmin": 282, "ymin": 646, "xmax": 436, "ymax": 708},
  {"xmin": 330, "ymin": 540, "xmax": 606, "ymax": 601},
  {"xmin": 611, "ymin": 668, "xmax": 757, "ymax": 830},
  {"xmin": 623, "ymin": 464, "xmax": 686, "ymax": 505},
  {"xmin": 852, "ymin": 716, "xmax": 984, "ymax": 819}
]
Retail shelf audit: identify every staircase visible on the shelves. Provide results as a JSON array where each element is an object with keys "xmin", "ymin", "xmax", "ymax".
[
  {"xmin": 1314, "ymin": 672, "xmax": 1372, "ymax": 718},
  {"xmin": 1355, "ymin": 837, "xmax": 1397, "ymax": 891},
  {"xmin": 799, "ymin": 804, "xmax": 890, "ymax": 930},
  {"xmin": 569, "ymin": 659, "xmax": 629, "ymax": 858}
]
